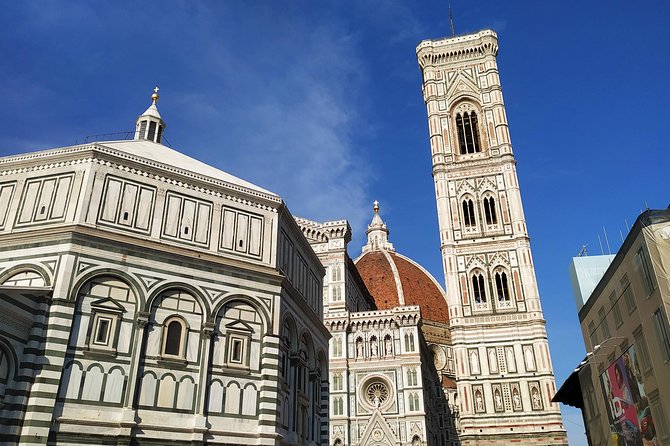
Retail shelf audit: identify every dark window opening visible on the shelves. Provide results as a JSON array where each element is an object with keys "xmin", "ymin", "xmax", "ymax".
[
  {"xmin": 495, "ymin": 272, "xmax": 510, "ymax": 301},
  {"xmin": 147, "ymin": 121, "xmax": 157, "ymax": 142},
  {"xmin": 456, "ymin": 111, "xmax": 481, "ymax": 154},
  {"xmin": 157, "ymin": 125, "xmax": 163, "ymax": 143},
  {"xmin": 231, "ymin": 338, "xmax": 243, "ymax": 363},
  {"xmin": 139, "ymin": 120, "xmax": 148, "ymax": 139},
  {"xmin": 238, "ymin": 239, "xmax": 244, "ymax": 248},
  {"xmin": 40, "ymin": 206, "xmax": 46, "ymax": 215},
  {"xmin": 95, "ymin": 318, "xmax": 110, "ymax": 344},
  {"xmin": 183, "ymin": 227, "xmax": 189, "ymax": 235},
  {"xmin": 472, "ymin": 273, "xmax": 486, "ymax": 303},
  {"xmin": 123, "ymin": 211, "xmax": 129, "ymax": 221},
  {"xmin": 462, "ymin": 199, "xmax": 476, "ymax": 227},
  {"xmin": 484, "ymin": 197, "xmax": 498, "ymax": 225},
  {"xmin": 164, "ymin": 320, "xmax": 183, "ymax": 356}
]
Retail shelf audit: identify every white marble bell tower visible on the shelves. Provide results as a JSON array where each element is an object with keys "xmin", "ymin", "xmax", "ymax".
[{"xmin": 416, "ymin": 30, "xmax": 568, "ymax": 445}]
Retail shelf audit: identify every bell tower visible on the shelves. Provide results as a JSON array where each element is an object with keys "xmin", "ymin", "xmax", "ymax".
[{"xmin": 417, "ymin": 30, "xmax": 567, "ymax": 444}]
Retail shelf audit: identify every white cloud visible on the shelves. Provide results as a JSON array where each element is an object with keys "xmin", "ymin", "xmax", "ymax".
[{"xmin": 175, "ymin": 8, "xmax": 374, "ymax": 236}]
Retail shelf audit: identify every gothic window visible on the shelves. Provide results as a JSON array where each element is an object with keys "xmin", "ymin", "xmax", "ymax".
[
  {"xmin": 405, "ymin": 332, "xmax": 416, "ymax": 352},
  {"xmin": 456, "ymin": 111, "xmax": 481, "ymax": 154},
  {"xmin": 495, "ymin": 271, "xmax": 511, "ymax": 301},
  {"xmin": 332, "ymin": 373, "xmax": 343, "ymax": 391},
  {"xmin": 471, "ymin": 271, "xmax": 487, "ymax": 303},
  {"xmin": 408, "ymin": 393, "xmax": 420, "ymax": 411},
  {"xmin": 333, "ymin": 336, "xmax": 343, "ymax": 357},
  {"xmin": 407, "ymin": 368, "xmax": 418, "ymax": 386},
  {"xmin": 462, "ymin": 199, "xmax": 476, "ymax": 227},
  {"xmin": 483, "ymin": 197, "xmax": 498, "ymax": 225},
  {"xmin": 333, "ymin": 396, "xmax": 344, "ymax": 415},
  {"xmin": 162, "ymin": 317, "xmax": 187, "ymax": 358}
]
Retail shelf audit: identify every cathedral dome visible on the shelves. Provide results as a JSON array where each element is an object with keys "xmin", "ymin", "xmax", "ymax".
[{"xmin": 355, "ymin": 203, "xmax": 449, "ymax": 324}]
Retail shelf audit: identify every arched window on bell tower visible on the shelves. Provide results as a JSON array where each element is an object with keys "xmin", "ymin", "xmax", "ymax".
[
  {"xmin": 456, "ymin": 111, "xmax": 481, "ymax": 154},
  {"xmin": 471, "ymin": 271, "xmax": 487, "ymax": 303},
  {"xmin": 494, "ymin": 271, "xmax": 511, "ymax": 302},
  {"xmin": 483, "ymin": 196, "xmax": 498, "ymax": 225},
  {"xmin": 462, "ymin": 199, "xmax": 476, "ymax": 227}
]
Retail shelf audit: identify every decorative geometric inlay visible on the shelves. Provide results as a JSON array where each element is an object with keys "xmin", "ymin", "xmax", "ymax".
[
  {"xmin": 43, "ymin": 260, "xmax": 57, "ymax": 274},
  {"xmin": 202, "ymin": 287, "xmax": 226, "ymax": 301},
  {"xmin": 135, "ymin": 273, "xmax": 164, "ymax": 290},
  {"xmin": 77, "ymin": 261, "xmax": 97, "ymax": 275}
]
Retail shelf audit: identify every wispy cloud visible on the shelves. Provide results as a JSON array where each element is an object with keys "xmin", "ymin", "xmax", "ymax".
[{"xmin": 174, "ymin": 5, "xmax": 374, "ymax": 234}]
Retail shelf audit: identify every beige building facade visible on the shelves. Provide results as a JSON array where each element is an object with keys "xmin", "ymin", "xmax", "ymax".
[
  {"xmin": 575, "ymin": 210, "xmax": 670, "ymax": 445},
  {"xmin": 416, "ymin": 30, "xmax": 567, "ymax": 444}
]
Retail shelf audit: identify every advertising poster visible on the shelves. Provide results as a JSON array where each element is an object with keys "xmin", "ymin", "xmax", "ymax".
[{"xmin": 600, "ymin": 345, "xmax": 656, "ymax": 445}]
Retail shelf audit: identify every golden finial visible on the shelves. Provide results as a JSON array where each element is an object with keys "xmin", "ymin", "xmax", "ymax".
[
  {"xmin": 151, "ymin": 86, "xmax": 160, "ymax": 104},
  {"xmin": 373, "ymin": 200, "xmax": 380, "ymax": 213}
]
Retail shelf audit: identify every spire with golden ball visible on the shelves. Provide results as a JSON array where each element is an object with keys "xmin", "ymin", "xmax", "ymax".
[
  {"xmin": 362, "ymin": 200, "xmax": 394, "ymax": 253},
  {"xmin": 134, "ymin": 86, "xmax": 166, "ymax": 143}
]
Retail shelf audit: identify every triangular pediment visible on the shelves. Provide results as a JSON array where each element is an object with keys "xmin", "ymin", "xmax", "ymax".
[
  {"xmin": 91, "ymin": 297, "xmax": 125, "ymax": 313},
  {"xmin": 359, "ymin": 409, "xmax": 397, "ymax": 446},
  {"xmin": 225, "ymin": 319, "xmax": 253, "ymax": 332},
  {"xmin": 446, "ymin": 73, "xmax": 480, "ymax": 100}
]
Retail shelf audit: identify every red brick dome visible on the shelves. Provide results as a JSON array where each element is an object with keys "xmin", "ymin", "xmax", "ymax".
[{"xmin": 355, "ymin": 250, "xmax": 450, "ymax": 324}]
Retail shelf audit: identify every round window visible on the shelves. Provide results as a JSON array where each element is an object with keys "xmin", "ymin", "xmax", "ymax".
[{"xmin": 366, "ymin": 381, "xmax": 390, "ymax": 407}]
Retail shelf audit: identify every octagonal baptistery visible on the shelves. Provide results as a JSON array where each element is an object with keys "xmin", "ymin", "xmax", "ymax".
[
  {"xmin": 0, "ymin": 91, "xmax": 329, "ymax": 446},
  {"xmin": 355, "ymin": 204, "xmax": 457, "ymax": 393}
]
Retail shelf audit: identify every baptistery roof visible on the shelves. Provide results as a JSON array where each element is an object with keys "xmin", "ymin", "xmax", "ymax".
[{"xmin": 355, "ymin": 203, "xmax": 450, "ymax": 324}]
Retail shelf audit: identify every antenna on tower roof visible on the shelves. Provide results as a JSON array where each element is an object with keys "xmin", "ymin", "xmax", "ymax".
[
  {"xmin": 577, "ymin": 244, "xmax": 588, "ymax": 257},
  {"xmin": 449, "ymin": 5, "xmax": 455, "ymax": 37}
]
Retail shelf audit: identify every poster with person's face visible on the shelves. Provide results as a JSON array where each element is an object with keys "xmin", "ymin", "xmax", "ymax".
[{"xmin": 600, "ymin": 346, "xmax": 656, "ymax": 445}]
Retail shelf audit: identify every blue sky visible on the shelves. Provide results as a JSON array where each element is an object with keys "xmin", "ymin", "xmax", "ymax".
[{"xmin": 1, "ymin": 1, "xmax": 668, "ymax": 444}]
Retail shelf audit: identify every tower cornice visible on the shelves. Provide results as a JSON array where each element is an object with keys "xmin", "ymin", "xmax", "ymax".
[{"xmin": 416, "ymin": 29, "xmax": 498, "ymax": 70}]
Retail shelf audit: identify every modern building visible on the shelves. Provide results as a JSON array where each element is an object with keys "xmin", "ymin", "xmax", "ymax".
[
  {"xmin": 0, "ymin": 92, "xmax": 330, "ymax": 445},
  {"xmin": 555, "ymin": 209, "xmax": 670, "ymax": 445},
  {"xmin": 416, "ymin": 30, "xmax": 568, "ymax": 444},
  {"xmin": 569, "ymin": 255, "xmax": 615, "ymax": 311}
]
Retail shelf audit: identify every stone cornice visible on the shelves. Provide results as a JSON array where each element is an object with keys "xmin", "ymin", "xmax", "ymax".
[
  {"xmin": 417, "ymin": 30, "xmax": 498, "ymax": 70},
  {"xmin": 0, "ymin": 143, "xmax": 281, "ymax": 212}
]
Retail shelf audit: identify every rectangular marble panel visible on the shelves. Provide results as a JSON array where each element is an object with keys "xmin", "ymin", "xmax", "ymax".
[
  {"xmin": 180, "ymin": 199, "xmax": 196, "ymax": 241},
  {"xmin": 135, "ymin": 187, "xmax": 154, "ymax": 230},
  {"xmin": 248, "ymin": 216, "xmax": 262, "ymax": 256},
  {"xmin": 51, "ymin": 176, "xmax": 72, "ymax": 219},
  {"xmin": 163, "ymin": 194, "xmax": 182, "ymax": 237},
  {"xmin": 194, "ymin": 202, "xmax": 211, "ymax": 245},
  {"xmin": 221, "ymin": 209, "xmax": 236, "ymax": 250},
  {"xmin": 34, "ymin": 178, "xmax": 56, "ymax": 221},
  {"xmin": 100, "ymin": 178, "xmax": 122, "ymax": 222},
  {"xmin": 17, "ymin": 181, "xmax": 40, "ymax": 223},
  {"xmin": 0, "ymin": 183, "xmax": 16, "ymax": 228},
  {"xmin": 235, "ymin": 213, "xmax": 249, "ymax": 253}
]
